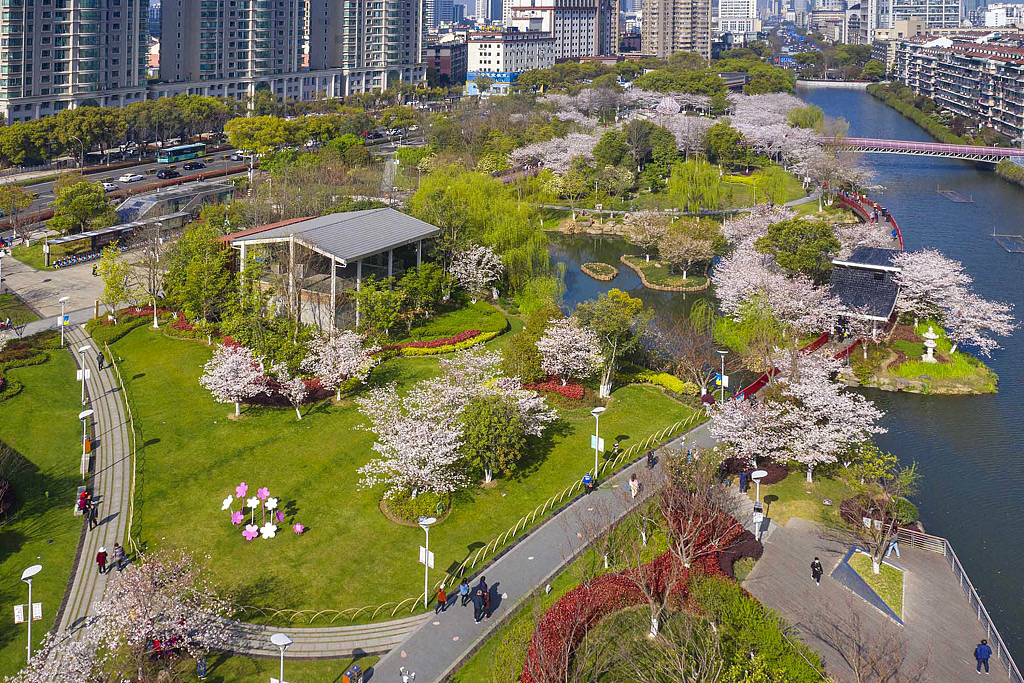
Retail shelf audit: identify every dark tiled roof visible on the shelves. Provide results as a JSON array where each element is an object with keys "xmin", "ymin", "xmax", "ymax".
[
  {"xmin": 829, "ymin": 265, "xmax": 900, "ymax": 319},
  {"xmin": 844, "ymin": 246, "xmax": 901, "ymax": 268}
]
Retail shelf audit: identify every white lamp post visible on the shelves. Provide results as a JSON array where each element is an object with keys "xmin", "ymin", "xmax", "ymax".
[
  {"xmin": 715, "ymin": 349, "xmax": 728, "ymax": 403},
  {"xmin": 79, "ymin": 409, "xmax": 94, "ymax": 479},
  {"xmin": 78, "ymin": 345, "xmax": 91, "ymax": 405},
  {"xmin": 591, "ymin": 406, "xmax": 606, "ymax": 481},
  {"xmin": 0, "ymin": 252, "xmax": 5, "ymax": 293},
  {"xmin": 418, "ymin": 516, "xmax": 437, "ymax": 609},
  {"xmin": 21, "ymin": 564, "xmax": 41, "ymax": 663},
  {"xmin": 58, "ymin": 296, "xmax": 70, "ymax": 347},
  {"xmin": 270, "ymin": 632, "xmax": 291, "ymax": 683},
  {"xmin": 751, "ymin": 469, "xmax": 768, "ymax": 506}
]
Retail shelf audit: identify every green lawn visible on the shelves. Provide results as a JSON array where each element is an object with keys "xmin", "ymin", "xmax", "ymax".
[
  {"xmin": 0, "ymin": 337, "xmax": 83, "ymax": 677},
  {"xmin": 0, "ymin": 293, "xmax": 39, "ymax": 325},
  {"xmin": 111, "ymin": 325, "xmax": 696, "ymax": 623},
  {"xmin": 745, "ymin": 470, "xmax": 854, "ymax": 527},
  {"xmin": 394, "ymin": 301, "xmax": 509, "ymax": 343},
  {"xmin": 10, "ymin": 240, "xmax": 93, "ymax": 271},
  {"xmin": 621, "ymin": 255, "xmax": 706, "ymax": 289},
  {"xmin": 200, "ymin": 653, "xmax": 377, "ymax": 682},
  {"xmin": 848, "ymin": 551, "xmax": 904, "ymax": 618}
]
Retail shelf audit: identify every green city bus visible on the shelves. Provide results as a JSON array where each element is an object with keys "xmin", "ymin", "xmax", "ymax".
[{"xmin": 157, "ymin": 143, "xmax": 206, "ymax": 163}]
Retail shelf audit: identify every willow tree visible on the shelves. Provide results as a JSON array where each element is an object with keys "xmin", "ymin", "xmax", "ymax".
[{"xmin": 667, "ymin": 159, "xmax": 721, "ymax": 215}]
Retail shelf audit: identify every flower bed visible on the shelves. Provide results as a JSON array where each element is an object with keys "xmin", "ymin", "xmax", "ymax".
[
  {"xmin": 524, "ymin": 377, "xmax": 585, "ymax": 400},
  {"xmin": 381, "ymin": 329, "xmax": 482, "ymax": 351},
  {"xmin": 122, "ymin": 305, "xmax": 175, "ymax": 318}
]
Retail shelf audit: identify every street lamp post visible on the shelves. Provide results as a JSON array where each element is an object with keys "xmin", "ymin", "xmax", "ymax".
[
  {"xmin": 21, "ymin": 564, "xmax": 41, "ymax": 663},
  {"xmin": 58, "ymin": 296, "xmax": 70, "ymax": 347},
  {"xmin": 591, "ymin": 407, "xmax": 606, "ymax": 481},
  {"xmin": 68, "ymin": 136, "xmax": 85, "ymax": 167},
  {"xmin": 715, "ymin": 349, "xmax": 728, "ymax": 403},
  {"xmin": 269, "ymin": 632, "xmax": 292, "ymax": 683},
  {"xmin": 79, "ymin": 409, "xmax": 94, "ymax": 480},
  {"xmin": 418, "ymin": 516, "xmax": 437, "ymax": 609},
  {"xmin": 78, "ymin": 345, "xmax": 91, "ymax": 405}
]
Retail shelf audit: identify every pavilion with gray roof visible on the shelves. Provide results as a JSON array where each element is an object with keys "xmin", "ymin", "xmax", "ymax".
[{"xmin": 224, "ymin": 208, "xmax": 440, "ymax": 329}]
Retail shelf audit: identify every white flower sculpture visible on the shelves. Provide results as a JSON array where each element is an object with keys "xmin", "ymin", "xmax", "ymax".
[
  {"xmin": 221, "ymin": 495, "xmax": 233, "ymax": 511},
  {"xmin": 260, "ymin": 523, "xmax": 278, "ymax": 539},
  {"xmin": 265, "ymin": 497, "xmax": 278, "ymax": 511},
  {"xmin": 246, "ymin": 496, "xmax": 260, "ymax": 510}
]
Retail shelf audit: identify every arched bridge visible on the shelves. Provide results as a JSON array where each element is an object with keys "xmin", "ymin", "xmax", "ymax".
[{"xmin": 818, "ymin": 137, "xmax": 1024, "ymax": 163}]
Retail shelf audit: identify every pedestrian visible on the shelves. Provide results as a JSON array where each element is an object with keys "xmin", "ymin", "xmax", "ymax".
[
  {"xmin": 111, "ymin": 542, "xmax": 126, "ymax": 571},
  {"xmin": 482, "ymin": 585, "xmax": 492, "ymax": 620},
  {"xmin": 435, "ymin": 586, "xmax": 448, "ymax": 614},
  {"xmin": 646, "ymin": 450, "xmax": 655, "ymax": 469},
  {"xmin": 87, "ymin": 500, "xmax": 99, "ymax": 530},
  {"xmin": 582, "ymin": 472, "xmax": 594, "ymax": 494},
  {"xmin": 96, "ymin": 351, "xmax": 104, "ymax": 370},
  {"xmin": 458, "ymin": 579, "xmax": 471, "ymax": 606},
  {"xmin": 885, "ymin": 536, "xmax": 901, "ymax": 559},
  {"xmin": 77, "ymin": 491, "xmax": 90, "ymax": 514},
  {"xmin": 811, "ymin": 557, "xmax": 824, "ymax": 585},
  {"xmin": 739, "ymin": 470, "xmax": 749, "ymax": 493},
  {"xmin": 629, "ymin": 473, "xmax": 640, "ymax": 499},
  {"xmin": 975, "ymin": 639, "xmax": 992, "ymax": 674},
  {"xmin": 473, "ymin": 576, "xmax": 488, "ymax": 624},
  {"xmin": 96, "ymin": 547, "xmax": 108, "ymax": 574}
]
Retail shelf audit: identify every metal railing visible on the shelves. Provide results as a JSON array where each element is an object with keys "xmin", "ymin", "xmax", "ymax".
[
  {"xmin": 105, "ymin": 341, "xmax": 141, "ymax": 558},
  {"xmin": 897, "ymin": 527, "xmax": 1022, "ymax": 683}
]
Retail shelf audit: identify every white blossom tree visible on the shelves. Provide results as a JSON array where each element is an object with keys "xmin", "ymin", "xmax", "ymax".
[
  {"xmin": 891, "ymin": 249, "xmax": 973, "ymax": 324},
  {"xmin": 510, "ymin": 132, "xmax": 599, "ymax": 175},
  {"xmin": 624, "ymin": 211, "xmax": 669, "ymax": 262},
  {"xmin": 272, "ymin": 362, "xmax": 307, "ymax": 420},
  {"xmin": 722, "ymin": 204, "xmax": 795, "ymax": 246},
  {"xmin": 199, "ymin": 344, "xmax": 268, "ymax": 416},
  {"xmin": 451, "ymin": 244, "xmax": 504, "ymax": 303},
  {"xmin": 710, "ymin": 398, "xmax": 788, "ymax": 466},
  {"xmin": 536, "ymin": 318, "xmax": 604, "ymax": 385},
  {"xmin": 7, "ymin": 633, "xmax": 96, "ymax": 683},
  {"xmin": 834, "ymin": 219, "xmax": 895, "ymax": 258},
  {"xmin": 945, "ymin": 292, "xmax": 1015, "ymax": 356},
  {"xmin": 302, "ymin": 330, "xmax": 377, "ymax": 400}
]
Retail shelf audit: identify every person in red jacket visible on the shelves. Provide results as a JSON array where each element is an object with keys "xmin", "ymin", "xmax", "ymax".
[{"xmin": 96, "ymin": 547, "xmax": 108, "ymax": 574}]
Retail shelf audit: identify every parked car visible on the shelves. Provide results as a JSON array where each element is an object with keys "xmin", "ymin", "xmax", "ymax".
[
  {"xmin": 102, "ymin": 182, "xmax": 119, "ymax": 192},
  {"xmin": 230, "ymin": 153, "xmax": 244, "ymax": 161},
  {"xmin": 182, "ymin": 161, "xmax": 205, "ymax": 170},
  {"xmin": 156, "ymin": 169, "xmax": 181, "ymax": 179},
  {"xmin": 117, "ymin": 173, "xmax": 145, "ymax": 182}
]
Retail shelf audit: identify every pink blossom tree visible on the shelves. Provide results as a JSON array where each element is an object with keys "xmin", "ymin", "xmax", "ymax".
[
  {"xmin": 451, "ymin": 244, "xmax": 504, "ymax": 303},
  {"xmin": 945, "ymin": 292, "xmax": 1015, "ymax": 356},
  {"xmin": 891, "ymin": 248, "xmax": 973, "ymax": 324},
  {"xmin": 511, "ymin": 132, "xmax": 599, "ymax": 175},
  {"xmin": 624, "ymin": 210, "xmax": 670, "ymax": 262},
  {"xmin": 272, "ymin": 362, "xmax": 307, "ymax": 420},
  {"xmin": 722, "ymin": 205, "xmax": 795, "ymax": 246},
  {"xmin": 301, "ymin": 330, "xmax": 377, "ymax": 400},
  {"xmin": 199, "ymin": 344, "xmax": 268, "ymax": 416},
  {"xmin": 535, "ymin": 317, "xmax": 603, "ymax": 385},
  {"xmin": 7, "ymin": 633, "xmax": 96, "ymax": 683},
  {"xmin": 710, "ymin": 398, "xmax": 788, "ymax": 466}
]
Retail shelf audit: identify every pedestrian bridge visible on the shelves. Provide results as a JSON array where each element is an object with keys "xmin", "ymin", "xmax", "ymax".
[{"xmin": 818, "ymin": 137, "xmax": 1024, "ymax": 163}]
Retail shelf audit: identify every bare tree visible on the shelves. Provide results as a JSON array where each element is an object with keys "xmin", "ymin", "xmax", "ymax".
[{"xmin": 135, "ymin": 222, "xmax": 167, "ymax": 328}]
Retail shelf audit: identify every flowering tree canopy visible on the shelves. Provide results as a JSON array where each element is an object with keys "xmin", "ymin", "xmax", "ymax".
[
  {"xmin": 624, "ymin": 210, "xmax": 670, "ymax": 260},
  {"xmin": 199, "ymin": 343, "xmax": 268, "ymax": 416},
  {"xmin": 945, "ymin": 292, "xmax": 1015, "ymax": 356},
  {"xmin": 272, "ymin": 362, "xmax": 307, "ymax": 420},
  {"xmin": 722, "ymin": 204, "xmax": 795, "ymax": 246},
  {"xmin": 536, "ymin": 317, "xmax": 604, "ymax": 385},
  {"xmin": 451, "ymin": 244, "xmax": 504, "ymax": 302},
  {"xmin": 302, "ymin": 330, "xmax": 376, "ymax": 400},
  {"xmin": 511, "ymin": 132, "xmax": 600, "ymax": 175}
]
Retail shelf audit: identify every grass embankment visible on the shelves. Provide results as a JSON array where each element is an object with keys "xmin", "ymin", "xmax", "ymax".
[
  {"xmin": 996, "ymin": 159, "xmax": 1024, "ymax": 190},
  {"xmin": 745, "ymin": 471, "xmax": 854, "ymax": 527},
  {"xmin": 10, "ymin": 241, "xmax": 93, "ymax": 271},
  {"xmin": 112, "ymin": 320, "xmax": 696, "ymax": 619},
  {"xmin": 203, "ymin": 653, "xmax": 378, "ymax": 681},
  {"xmin": 0, "ymin": 333, "xmax": 83, "ymax": 676},
  {"xmin": 621, "ymin": 255, "xmax": 706, "ymax": 289},
  {"xmin": 0, "ymin": 293, "xmax": 39, "ymax": 325},
  {"xmin": 848, "ymin": 551, "xmax": 904, "ymax": 618}
]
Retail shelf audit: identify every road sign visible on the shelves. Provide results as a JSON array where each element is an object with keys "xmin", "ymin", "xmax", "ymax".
[
  {"xmin": 13, "ymin": 603, "xmax": 41, "ymax": 624},
  {"xmin": 715, "ymin": 373, "xmax": 730, "ymax": 388},
  {"xmin": 419, "ymin": 546, "xmax": 434, "ymax": 569},
  {"xmin": 63, "ymin": 315, "xmax": 70, "ymax": 326},
  {"xmin": 76, "ymin": 369, "xmax": 91, "ymax": 381},
  {"xmin": 590, "ymin": 435, "xmax": 605, "ymax": 451}
]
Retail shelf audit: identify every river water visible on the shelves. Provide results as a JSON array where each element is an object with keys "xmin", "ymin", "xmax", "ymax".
[{"xmin": 552, "ymin": 87, "xmax": 1024, "ymax": 658}]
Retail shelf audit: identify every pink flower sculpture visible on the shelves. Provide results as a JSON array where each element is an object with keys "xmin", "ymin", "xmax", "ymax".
[
  {"xmin": 275, "ymin": 510, "xmax": 285, "ymax": 523},
  {"xmin": 293, "ymin": 523, "xmax": 305, "ymax": 535},
  {"xmin": 242, "ymin": 524, "xmax": 259, "ymax": 541},
  {"xmin": 231, "ymin": 511, "xmax": 243, "ymax": 525},
  {"xmin": 235, "ymin": 482, "xmax": 248, "ymax": 499},
  {"xmin": 257, "ymin": 487, "xmax": 270, "ymax": 500}
]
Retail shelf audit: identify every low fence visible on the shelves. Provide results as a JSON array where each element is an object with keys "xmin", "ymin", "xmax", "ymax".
[
  {"xmin": 105, "ymin": 342, "xmax": 142, "ymax": 558},
  {"xmin": 898, "ymin": 527, "xmax": 1022, "ymax": 683}
]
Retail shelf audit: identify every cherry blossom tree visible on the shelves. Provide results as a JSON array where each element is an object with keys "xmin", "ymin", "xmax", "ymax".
[
  {"xmin": 945, "ymin": 292, "xmax": 1015, "ymax": 356},
  {"xmin": 834, "ymin": 219, "xmax": 894, "ymax": 258},
  {"xmin": 710, "ymin": 398, "xmax": 788, "ymax": 465},
  {"xmin": 624, "ymin": 211, "xmax": 669, "ymax": 262},
  {"xmin": 199, "ymin": 343, "xmax": 268, "ymax": 416},
  {"xmin": 663, "ymin": 114, "xmax": 714, "ymax": 158},
  {"xmin": 891, "ymin": 249, "xmax": 973, "ymax": 324},
  {"xmin": 272, "ymin": 362, "xmax": 307, "ymax": 420},
  {"xmin": 722, "ymin": 204, "xmax": 795, "ymax": 246},
  {"xmin": 7, "ymin": 633, "xmax": 96, "ymax": 683},
  {"xmin": 511, "ymin": 132, "xmax": 599, "ymax": 175},
  {"xmin": 301, "ymin": 330, "xmax": 377, "ymax": 400},
  {"xmin": 451, "ymin": 244, "xmax": 504, "ymax": 303},
  {"xmin": 536, "ymin": 317, "xmax": 603, "ymax": 385}
]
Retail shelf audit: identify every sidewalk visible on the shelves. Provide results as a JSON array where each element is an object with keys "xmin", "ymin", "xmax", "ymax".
[{"xmin": 367, "ymin": 424, "xmax": 717, "ymax": 683}]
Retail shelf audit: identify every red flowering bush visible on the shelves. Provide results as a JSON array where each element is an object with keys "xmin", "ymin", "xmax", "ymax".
[
  {"xmin": 121, "ymin": 305, "xmax": 173, "ymax": 317},
  {"xmin": 171, "ymin": 316, "xmax": 194, "ymax": 332},
  {"xmin": 524, "ymin": 378, "xmax": 585, "ymax": 400},
  {"xmin": 377, "ymin": 329, "xmax": 482, "ymax": 352}
]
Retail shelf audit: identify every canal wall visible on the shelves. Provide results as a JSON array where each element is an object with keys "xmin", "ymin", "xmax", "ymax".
[{"xmin": 795, "ymin": 79, "xmax": 872, "ymax": 89}]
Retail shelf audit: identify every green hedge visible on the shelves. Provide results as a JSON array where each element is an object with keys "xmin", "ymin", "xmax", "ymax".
[
  {"xmin": 399, "ymin": 329, "xmax": 502, "ymax": 356},
  {"xmin": 384, "ymin": 489, "xmax": 452, "ymax": 522},
  {"xmin": 85, "ymin": 315, "xmax": 151, "ymax": 347},
  {"xmin": 0, "ymin": 331, "xmax": 61, "ymax": 403},
  {"xmin": 866, "ymin": 83, "xmax": 968, "ymax": 145},
  {"xmin": 618, "ymin": 366, "xmax": 699, "ymax": 396}
]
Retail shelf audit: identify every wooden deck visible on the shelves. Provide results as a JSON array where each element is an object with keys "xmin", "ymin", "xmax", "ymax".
[{"xmin": 744, "ymin": 517, "xmax": 1004, "ymax": 682}]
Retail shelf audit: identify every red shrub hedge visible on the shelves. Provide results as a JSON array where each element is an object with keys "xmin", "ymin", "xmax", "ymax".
[
  {"xmin": 377, "ymin": 329, "xmax": 482, "ymax": 352},
  {"xmin": 524, "ymin": 377, "xmax": 585, "ymax": 400}
]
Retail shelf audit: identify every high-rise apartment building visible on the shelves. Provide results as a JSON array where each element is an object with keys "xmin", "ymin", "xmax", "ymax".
[
  {"xmin": 641, "ymin": 0, "xmax": 711, "ymax": 59},
  {"xmin": 0, "ymin": 0, "xmax": 150, "ymax": 122},
  {"xmin": 507, "ymin": 0, "xmax": 616, "ymax": 58},
  {"xmin": 427, "ymin": 0, "xmax": 454, "ymax": 28},
  {"xmin": 717, "ymin": 0, "xmax": 758, "ymax": 32}
]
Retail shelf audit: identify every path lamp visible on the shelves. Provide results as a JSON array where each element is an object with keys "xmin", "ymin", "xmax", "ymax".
[
  {"xmin": 591, "ymin": 407, "xmax": 606, "ymax": 481},
  {"xmin": 58, "ymin": 296, "xmax": 70, "ymax": 347},
  {"xmin": 270, "ymin": 632, "xmax": 292, "ymax": 683},
  {"xmin": 715, "ymin": 349, "xmax": 728, "ymax": 403},
  {"xmin": 78, "ymin": 409, "xmax": 94, "ymax": 480},
  {"xmin": 418, "ymin": 516, "xmax": 437, "ymax": 610},
  {"xmin": 751, "ymin": 469, "xmax": 768, "ymax": 506},
  {"xmin": 21, "ymin": 564, "xmax": 41, "ymax": 663},
  {"xmin": 78, "ymin": 345, "xmax": 91, "ymax": 405},
  {"xmin": 0, "ymin": 252, "xmax": 4, "ymax": 294}
]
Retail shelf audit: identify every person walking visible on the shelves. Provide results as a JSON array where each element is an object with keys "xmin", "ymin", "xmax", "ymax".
[
  {"xmin": 96, "ymin": 351, "xmax": 104, "ymax": 370},
  {"xmin": 96, "ymin": 547, "xmax": 108, "ymax": 574},
  {"xmin": 111, "ymin": 543, "xmax": 126, "ymax": 571},
  {"xmin": 582, "ymin": 472, "xmax": 594, "ymax": 494},
  {"xmin": 458, "ymin": 579, "xmax": 471, "ymax": 607},
  {"xmin": 482, "ymin": 584, "xmax": 492, "ymax": 620},
  {"xmin": 975, "ymin": 639, "xmax": 993, "ymax": 674},
  {"xmin": 646, "ymin": 450, "xmax": 655, "ymax": 469},
  {"xmin": 473, "ymin": 576, "xmax": 488, "ymax": 624},
  {"xmin": 629, "ymin": 473, "xmax": 640, "ymax": 499},
  {"xmin": 811, "ymin": 557, "xmax": 824, "ymax": 585},
  {"xmin": 87, "ymin": 500, "xmax": 99, "ymax": 530},
  {"xmin": 435, "ymin": 586, "xmax": 448, "ymax": 614}
]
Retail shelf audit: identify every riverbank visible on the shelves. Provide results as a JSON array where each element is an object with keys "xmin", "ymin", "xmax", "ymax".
[
  {"xmin": 996, "ymin": 159, "xmax": 1024, "ymax": 189},
  {"xmin": 866, "ymin": 83, "xmax": 1010, "ymax": 147}
]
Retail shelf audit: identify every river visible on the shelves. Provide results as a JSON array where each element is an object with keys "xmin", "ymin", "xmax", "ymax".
[{"xmin": 552, "ymin": 87, "xmax": 1024, "ymax": 659}]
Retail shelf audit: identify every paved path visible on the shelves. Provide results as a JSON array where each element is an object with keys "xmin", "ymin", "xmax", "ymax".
[
  {"xmin": 55, "ymin": 326, "xmax": 133, "ymax": 636},
  {"xmin": 743, "ymin": 518, "xmax": 1003, "ymax": 683},
  {"xmin": 367, "ymin": 424, "xmax": 718, "ymax": 683},
  {"xmin": 1, "ymin": 251, "xmax": 104, "ymax": 318}
]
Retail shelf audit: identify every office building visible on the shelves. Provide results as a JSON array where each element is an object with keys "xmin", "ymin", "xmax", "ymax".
[
  {"xmin": 718, "ymin": 0, "xmax": 759, "ymax": 33},
  {"xmin": 981, "ymin": 3, "xmax": 1024, "ymax": 26},
  {"xmin": 453, "ymin": 2, "xmax": 467, "ymax": 21},
  {"xmin": 0, "ymin": 0, "xmax": 150, "ymax": 122},
  {"xmin": 149, "ymin": 0, "xmax": 162, "ymax": 38},
  {"xmin": 428, "ymin": 0, "xmax": 455, "ymax": 28},
  {"xmin": 641, "ymin": 0, "xmax": 712, "ymax": 59},
  {"xmin": 466, "ymin": 28, "xmax": 555, "ymax": 94}
]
